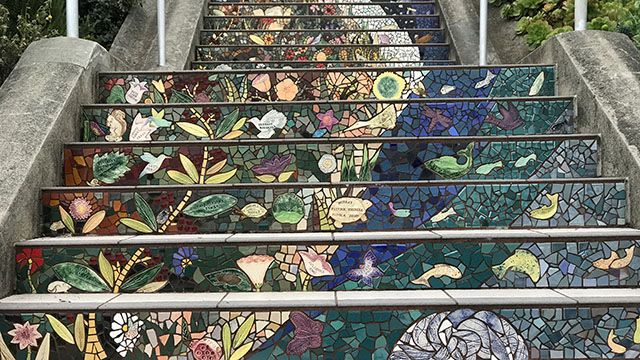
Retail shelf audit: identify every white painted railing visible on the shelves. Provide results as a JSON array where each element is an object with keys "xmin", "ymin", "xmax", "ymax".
[
  {"xmin": 65, "ymin": 0, "xmax": 166, "ymax": 66},
  {"xmin": 575, "ymin": 0, "xmax": 588, "ymax": 31},
  {"xmin": 66, "ymin": 0, "xmax": 79, "ymax": 38},
  {"xmin": 479, "ymin": 0, "xmax": 488, "ymax": 65}
]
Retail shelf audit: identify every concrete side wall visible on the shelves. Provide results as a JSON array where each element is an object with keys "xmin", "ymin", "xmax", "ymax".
[
  {"xmin": 522, "ymin": 31, "xmax": 640, "ymax": 226},
  {"xmin": 0, "ymin": 38, "xmax": 113, "ymax": 296},
  {"xmin": 438, "ymin": 0, "xmax": 531, "ymax": 64},
  {"xmin": 110, "ymin": 0, "xmax": 206, "ymax": 70},
  {"xmin": 0, "ymin": 0, "xmax": 205, "ymax": 297}
]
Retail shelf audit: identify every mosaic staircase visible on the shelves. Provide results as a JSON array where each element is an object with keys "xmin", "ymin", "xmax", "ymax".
[{"xmin": 1, "ymin": 1, "xmax": 639, "ymax": 359}]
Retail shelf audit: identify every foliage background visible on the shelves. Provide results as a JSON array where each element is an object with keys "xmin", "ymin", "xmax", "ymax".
[
  {"xmin": 0, "ymin": 0, "xmax": 139, "ymax": 83},
  {"xmin": 490, "ymin": 0, "xmax": 640, "ymax": 48}
]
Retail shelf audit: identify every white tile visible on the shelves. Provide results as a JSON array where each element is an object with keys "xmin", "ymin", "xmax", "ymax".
[
  {"xmin": 227, "ymin": 232, "xmax": 332, "ymax": 243},
  {"xmin": 219, "ymin": 291, "xmax": 335, "ymax": 308},
  {"xmin": 0, "ymin": 294, "xmax": 118, "ymax": 311},
  {"xmin": 556, "ymin": 288, "xmax": 640, "ymax": 304},
  {"xmin": 532, "ymin": 228, "xmax": 640, "ymax": 239},
  {"xmin": 336, "ymin": 290, "xmax": 455, "ymax": 307},
  {"xmin": 17, "ymin": 235, "xmax": 132, "ymax": 247},
  {"xmin": 433, "ymin": 229, "xmax": 548, "ymax": 240},
  {"xmin": 100, "ymin": 293, "xmax": 225, "ymax": 310},
  {"xmin": 445, "ymin": 289, "xmax": 575, "ymax": 306},
  {"xmin": 333, "ymin": 231, "xmax": 440, "ymax": 242},
  {"xmin": 123, "ymin": 233, "xmax": 231, "ymax": 244}
]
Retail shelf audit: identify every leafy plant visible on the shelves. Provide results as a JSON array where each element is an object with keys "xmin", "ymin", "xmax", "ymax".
[
  {"xmin": 0, "ymin": 0, "xmax": 140, "ymax": 85},
  {"xmin": 491, "ymin": 0, "xmax": 640, "ymax": 48}
]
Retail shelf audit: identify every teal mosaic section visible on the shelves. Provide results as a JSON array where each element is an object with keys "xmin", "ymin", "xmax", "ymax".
[
  {"xmin": 63, "ymin": 138, "xmax": 598, "ymax": 186},
  {"xmin": 41, "ymin": 180, "xmax": 626, "ymax": 236},
  {"xmin": 96, "ymin": 66, "xmax": 556, "ymax": 104},
  {"xmin": 82, "ymin": 99, "xmax": 573, "ymax": 142},
  {"xmin": 16, "ymin": 239, "xmax": 639, "ymax": 294},
  {"xmin": 0, "ymin": 307, "xmax": 638, "ymax": 359}
]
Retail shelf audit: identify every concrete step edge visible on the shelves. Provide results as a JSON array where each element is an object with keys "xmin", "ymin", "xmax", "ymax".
[{"xmin": 1, "ymin": 288, "xmax": 638, "ymax": 312}]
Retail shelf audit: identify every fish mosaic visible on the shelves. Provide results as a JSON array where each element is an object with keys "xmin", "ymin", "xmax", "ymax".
[
  {"xmin": 0, "ymin": 307, "xmax": 639, "ymax": 359},
  {"xmin": 41, "ymin": 180, "xmax": 626, "ymax": 236},
  {"xmin": 97, "ymin": 66, "xmax": 557, "ymax": 104}
]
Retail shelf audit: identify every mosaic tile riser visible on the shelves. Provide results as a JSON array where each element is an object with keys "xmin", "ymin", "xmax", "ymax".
[
  {"xmin": 83, "ymin": 98, "xmax": 572, "ymax": 142},
  {"xmin": 194, "ymin": 45, "xmax": 450, "ymax": 62},
  {"xmin": 96, "ymin": 67, "xmax": 556, "ymax": 105},
  {"xmin": 64, "ymin": 139, "xmax": 598, "ymax": 186},
  {"xmin": 41, "ymin": 181, "xmax": 626, "ymax": 236},
  {"xmin": 0, "ymin": 307, "xmax": 639, "ymax": 359},
  {"xmin": 206, "ymin": 2, "xmax": 439, "ymax": 17},
  {"xmin": 16, "ymin": 239, "xmax": 640, "ymax": 294},
  {"xmin": 199, "ymin": 29, "xmax": 447, "ymax": 47}
]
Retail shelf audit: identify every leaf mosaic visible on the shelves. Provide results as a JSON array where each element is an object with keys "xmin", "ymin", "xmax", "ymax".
[
  {"xmin": 82, "ymin": 98, "xmax": 572, "ymax": 142},
  {"xmin": 16, "ymin": 239, "xmax": 640, "ymax": 294},
  {"xmin": 0, "ymin": 307, "xmax": 639, "ymax": 359},
  {"xmin": 96, "ymin": 66, "xmax": 556, "ymax": 105},
  {"xmin": 64, "ymin": 138, "xmax": 598, "ymax": 186},
  {"xmin": 41, "ymin": 181, "xmax": 626, "ymax": 236}
]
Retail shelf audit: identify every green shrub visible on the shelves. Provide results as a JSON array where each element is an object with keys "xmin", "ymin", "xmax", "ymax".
[
  {"xmin": 0, "ymin": 0, "xmax": 139, "ymax": 84},
  {"xmin": 491, "ymin": 0, "xmax": 640, "ymax": 48}
]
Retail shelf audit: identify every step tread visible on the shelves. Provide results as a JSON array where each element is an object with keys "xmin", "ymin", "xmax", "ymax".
[
  {"xmin": 43, "ymin": 177, "xmax": 627, "ymax": 191},
  {"xmin": 2, "ymin": 288, "xmax": 638, "ymax": 312},
  {"xmin": 18, "ymin": 228, "xmax": 640, "ymax": 246},
  {"xmin": 68, "ymin": 133, "xmax": 601, "ymax": 146},
  {"xmin": 98, "ymin": 63, "xmax": 556, "ymax": 76}
]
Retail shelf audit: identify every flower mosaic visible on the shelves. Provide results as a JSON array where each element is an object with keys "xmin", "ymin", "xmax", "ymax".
[
  {"xmin": 97, "ymin": 66, "xmax": 557, "ymax": 105},
  {"xmin": 82, "ymin": 99, "xmax": 572, "ymax": 143},
  {"xmin": 63, "ymin": 138, "xmax": 598, "ymax": 186},
  {"xmin": 41, "ymin": 180, "xmax": 626, "ymax": 236},
  {"xmin": 0, "ymin": 307, "xmax": 639, "ymax": 359},
  {"xmin": 16, "ymin": 239, "xmax": 640, "ymax": 294}
]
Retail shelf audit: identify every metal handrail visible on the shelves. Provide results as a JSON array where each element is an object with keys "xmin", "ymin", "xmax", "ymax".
[
  {"xmin": 65, "ymin": 0, "xmax": 166, "ymax": 66},
  {"xmin": 64, "ymin": 0, "xmax": 587, "ymax": 67},
  {"xmin": 575, "ymin": 0, "xmax": 588, "ymax": 31}
]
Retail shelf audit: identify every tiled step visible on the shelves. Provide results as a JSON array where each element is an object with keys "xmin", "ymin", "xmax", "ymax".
[
  {"xmin": 194, "ymin": 44, "xmax": 451, "ymax": 62},
  {"xmin": 207, "ymin": 1, "xmax": 439, "ymax": 16},
  {"xmin": 97, "ymin": 65, "xmax": 556, "ymax": 104},
  {"xmin": 191, "ymin": 59, "xmax": 458, "ymax": 70},
  {"xmin": 0, "ymin": 289, "xmax": 639, "ymax": 359},
  {"xmin": 83, "ymin": 97, "xmax": 574, "ymax": 141},
  {"xmin": 63, "ymin": 135, "xmax": 599, "ymax": 187},
  {"xmin": 199, "ymin": 28, "xmax": 448, "ymax": 46},
  {"xmin": 16, "ymin": 228, "xmax": 640, "ymax": 294},
  {"xmin": 202, "ymin": 14, "xmax": 442, "ymax": 30},
  {"xmin": 41, "ymin": 178, "xmax": 626, "ymax": 236}
]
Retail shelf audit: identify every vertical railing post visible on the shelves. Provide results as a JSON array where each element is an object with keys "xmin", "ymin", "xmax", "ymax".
[
  {"xmin": 66, "ymin": 0, "xmax": 79, "ymax": 38},
  {"xmin": 575, "ymin": 0, "xmax": 588, "ymax": 31},
  {"xmin": 157, "ymin": 0, "xmax": 167, "ymax": 66},
  {"xmin": 479, "ymin": 0, "xmax": 488, "ymax": 65}
]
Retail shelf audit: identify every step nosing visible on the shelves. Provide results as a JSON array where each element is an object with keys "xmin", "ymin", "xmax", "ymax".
[
  {"xmin": 81, "ymin": 96, "xmax": 575, "ymax": 108},
  {"xmin": 98, "ymin": 64, "xmax": 556, "ymax": 76},
  {"xmin": 203, "ymin": 14, "xmax": 441, "ymax": 19},
  {"xmin": 199, "ymin": 28, "xmax": 446, "ymax": 33},
  {"xmin": 196, "ymin": 43, "xmax": 451, "ymax": 48},
  {"xmin": 42, "ymin": 178, "xmax": 627, "ymax": 192},
  {"xmin": 65, "ymin": 134, "xmax": 601, "ymax": 147},
  {"xmin": 3, "ymin": 289, "xmax": 640, "ymax": 312}
]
